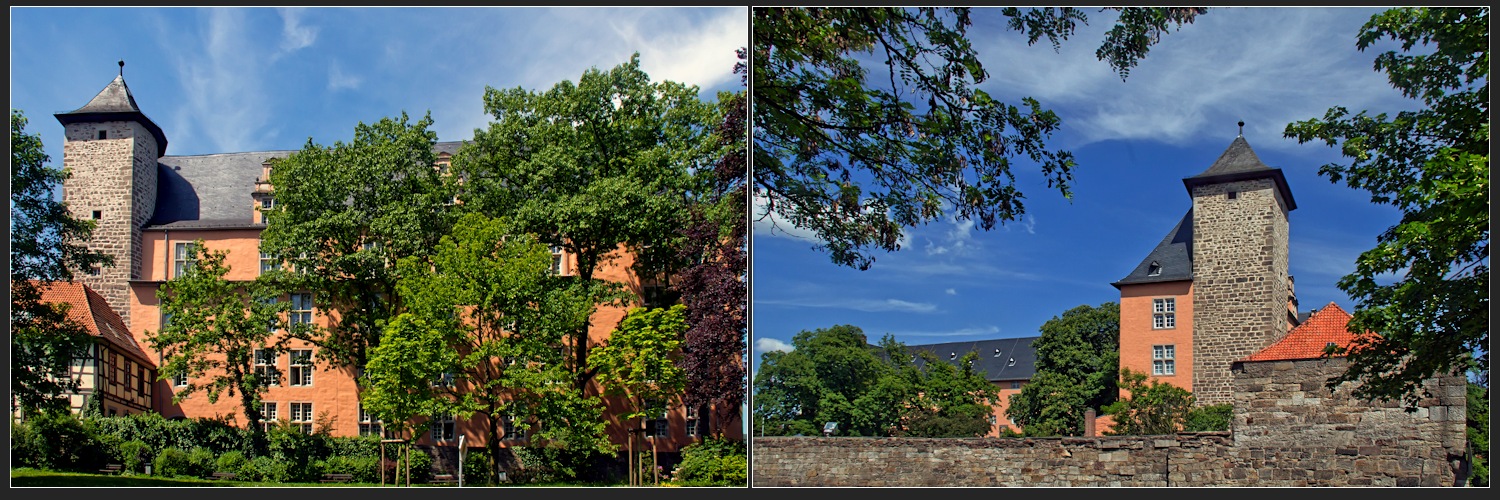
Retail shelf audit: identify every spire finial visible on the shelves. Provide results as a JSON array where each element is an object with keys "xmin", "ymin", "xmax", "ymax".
[
  {"xmin": 1237, "ymin": 120, "xmax": 1245, "ymax": 137},
  {"xmin": 118, "ymin": 60, "xmax": 125, "ymax": 77}
]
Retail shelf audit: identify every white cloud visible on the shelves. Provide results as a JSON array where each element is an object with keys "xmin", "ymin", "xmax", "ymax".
[
  {"xmin": 328, "ymin": 62, "xmax": 362, "ymax": 91},
  {"xmin": 277, "ymin": 7, "xmax": 317, "ymax": 56},
  {"xmin": 752, "ymin": 193, "xmax": 822, "ymax": 242},
  {"xmin": 758, "ymin": 297, "xmax": 939, "ymax": 314},
  {"xmin": 945, "ymin": 288, "xmax": 957, "ymax": 295},
  {"xmin": 890, "ymin": 325, "xmax": 1001, "ymax": 338},
  {"xmin": 754, "ymin": 338, "xmax": 794, "ymax": 354},
  {"xmin": 618, "ymin": 9, "xmax": 747, "ymax": 91},
  {"xmin": 155, "ymin": 8, "xmax": 274, "ymax": 154}
]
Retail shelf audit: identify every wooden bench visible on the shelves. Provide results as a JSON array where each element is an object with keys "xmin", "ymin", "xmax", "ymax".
[
  {"xmin": 320, "ymin": 473, "xmax": 354, "ymax": 483},
  {"xmin": 431, "ymin": 474, "xmax": 457, "ymax": 486},
  {"xmin": 99, "ymin": 464, "xmax": 123, "ymax": 475},
  {"xmin": 208, "ymin": 472, "xmax": 238, "ymax": 481}
]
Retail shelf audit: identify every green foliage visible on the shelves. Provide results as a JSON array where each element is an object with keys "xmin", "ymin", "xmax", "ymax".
[
  {"xmin": 752, "ymin": 326, "xmax": 996, "ymax": 437},
  {"xmin": 462, "ymin": 448, "xmax": 494, "ymax": 485},
  {"xmin": 316, "ymin": 455, "xmax": 381, "ymax": 484},
  {"xmin": 244, "ymin": 455, "xmax": 290, "ymax": 483},
  {"xmin": 593, "ymin": 305, "xmax": 690, "ymax": 422},
  {"xmin": 11, "ymin": 109, "xmax": 111, "ymax": 416},
  {"xmin": 453, "ymin": 53, "xmax": 717, "ymax": 396},
  {"xmin": 118, "ymin": 440, "xmax": 153, "ymax": 474},
  {"xmin": 153, "ymin": 448, "xmax": 199, "ymax": 478},
  {"xmin": 1468, "ymin": 381, "xmax": 1489, "ymax": 486},
  {"xmin": 1104, "ymin": 368, "xmax": 1195, "ymax": 435},
  {"xmin": 1183, "ymin": 404, "xmax": 1233, "ymax": 432},
  {"xmin": 10, "ymin": 411, "xmax": 108, "ymax": 472},
  {"xmin": 214, "ymin": 450, "xmax": 250, "ymax": 479},
  {"xmin": 1007, "ymin": 302, "xmax": 1120, "ymax": 436},
  {"xmin": 671, "ymin": 438, "xmax": 747, "ymax": 487},
  {"xmin": 147, "ymin": 242, "xmax": 286, "ymax": 432},
  {"xmin": 511, "ymin": 445, "xmax": 600, "ymax": 484},
  {"xmin": 260, "ymin": 112, "xmax": 454, "ymax": 371},
  {"xmin": 751, "ymin": 8, "xmax": 1202, "ymax": 270},
  {"xmin": 1282, "ymin": 7, "xmax": 1488, "ymax": 409}
]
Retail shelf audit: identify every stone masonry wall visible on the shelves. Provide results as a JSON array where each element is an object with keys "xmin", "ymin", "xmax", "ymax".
[
  {"xmin": 1190, "ymin": 178, "xmax": 1291, "ymax": 405},
  {"xmin": 61, "ymin": 120, "xmax": 157, "ymax": 327},
  {"xmin": 751, "ymin": 358, "xmax": 1465, "ymax": 487}
]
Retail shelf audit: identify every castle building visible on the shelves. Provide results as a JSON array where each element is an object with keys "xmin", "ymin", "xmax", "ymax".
[
  {"xmin": 53, "ymin": 65, "xmax": 732, "ymax": 452},
  {"xmin": 1113, "ymin": 131, "xmax": 1301, "ymax": 405},
  {"xmin": 903, "ymin": 337, "xmax": 1038, "ymax": 436}
]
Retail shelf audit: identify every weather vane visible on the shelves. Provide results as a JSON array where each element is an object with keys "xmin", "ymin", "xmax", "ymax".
[
  {"xmin": 1238, "ymin": 120, "xmax": 1245, "ymax": 137},
  {"xmin": 118, "ymin": 60, "xmax": 124, "ymax": 77}
]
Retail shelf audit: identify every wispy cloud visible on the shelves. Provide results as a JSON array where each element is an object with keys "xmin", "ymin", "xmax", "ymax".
[
  {"xmin": 154, "ymin": 8, "xmax": 276, "ymax": 154},
  {"xmin": 328, "ymin": 61, "xmax": 362, "ymax": 91},
  {"xmin": 945, "ymin": 288, "xmax": 957, "ymax": 295},
  {"xmin": 752, "ymin": 193, "xmax": 823, "ymax": 242},
  {"xmin": 754, "ymin": 338, "xmax": 794, "ymax": 354},
  {"xmin": 889, "ymin": 325, "xmax": 1002, "ymax": 338},
  {"xmin": 758, "ymin": 297, "xmax": 939, "ymax": 314},
  {"xmin": 276, "ymin": 7, "xmax": 317, "ymax": 56}
]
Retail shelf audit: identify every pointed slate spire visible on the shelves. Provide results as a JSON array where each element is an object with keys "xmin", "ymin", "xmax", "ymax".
[
  {"xmin": 55, "ymin": 61, "xmax": 168, "ymax": 156},
  {"xmin": 1182, "ymin": 132, "xmax": 1295, "ymax": 211}
]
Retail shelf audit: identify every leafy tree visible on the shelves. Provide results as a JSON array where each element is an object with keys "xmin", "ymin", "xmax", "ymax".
[
  {"xmin": 453, "ymin": 54, "xmax": 720, "ymax": 394},
  {"xmin": 1006, "ymin": 302, "xmax": 1120, "ymax": 436},
  {"xmin": 10, "ymin": 109, "xmax": 113, "ymax": 416},
  {"xmin": 751, "ymin": 325, "xmax": 888, "ymax": 436},
  {"xmin": 1283, "ymin": 7, "xmax": 1488, "ymax": 409},
  {"xmin": 1103, "ymin": 368, "xmax": 1195, "ymax": 435},
  {"xmin": 901, "ymin": 350, "xmax": 999, "ymax": 438},
  {"xmin": 1468, "ymin": 379, "xmax": 1489, "ymax": 486},
  {"xmin": 676, "ymin": 54, "xmax": 749, "ymax": 439},
  {"xmin": 752, "ymin": 7, "xmax": 1204, "ymax": 269},
  {"xmin": 591, "ymin": 304, "xmax": 689, "ymax": 486},
  {"xmin": 259, "ymin": 112, "xmax": 454, "ymax": 372},
  {"xmin": 361, "ymin": 213, "xmax": 612, "ymax": 482},
  {"xmin": 145, "ymin": 241, "xmax": 286, "ymax": 435},
  {"xmin": 1183, "ymin": 403, "xmax": 1233, "ymax": 432}
]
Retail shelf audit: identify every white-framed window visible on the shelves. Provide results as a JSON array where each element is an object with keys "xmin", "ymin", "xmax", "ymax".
[
  {"xmin": 290, "ymin": 402, "xmax": 314, "ymax": 434},
  {"xmin": 502, "ymin": 414, "xmax": 523, "ymax": 441},
  {"xmin": 173, "ymin": 242, "xmax": 197, "ymax": 278},
  {"xmin": 289, "ymin": 349, "xmax": 313, "ymax": 386},
  {"xmin": 261, "ymin": 402, "xmax": 278, "ymax": 432},
  {"xmin": 259, "ymin": 296, "xmax": 279, "ymax": 332},
  {"xmin": 260, "ymin": 245, "xmax": 276, "ymax": 274},
  {"xmin": 260, "ymin": 196, "xmax": 275, "ymax": 210},
  {"xmin": 431, "ymin": 413, "xmax": 455, "ymax": 442},
  {"xmin": 290, "ymin": 293, "xmax": 313, "ymax": 326},
  {"xmin": 1009, "ymin": 381, "xmax": 1022, "ymax": 390},
  {"xmin": 172, "ymin": 371, "xmax": 188, "ymax": 387},
  {"xmin": 254, "ymin": 348, "xmax": 278, "ymax": 386},
  {"xmin": 1152, "ymin": 344, "xmax": 1176, "ymax": 376},
  {"xmin": 358, "ymin": 404, "xmax": 384, "ymax": 437},
  {"xmin": 549, "ymin": 245, "xmax": 565, "ymax": 275},
  {"xmin": 1153, "ymin": 298, "xmax": 1176, "ymax": 329},
  {"xmin": 685, "ymin": 406, "xmax": 702, "ymax": 439},
  {"xmin": 646, "ymin": 408, "xmax": 669, "ymax": 439}
]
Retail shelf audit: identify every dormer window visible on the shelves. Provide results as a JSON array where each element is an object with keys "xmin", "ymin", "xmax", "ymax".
[
  {"xmin": 1148, "ymin": 261, "xmax": 1162, "ymax": 276},
  {"xmin": 1007, "ymin": 358, "xmax": 1016, "ymax": 367},
  {"xmin": 261, "ymin": 197, "xmax": 275, "ymax": 210},
  {"xmin": 949, "ymin": 352, "xmax": 956, "ymax": 360},
  {"xmin": 993, "ymin": 349, "xmax": 1001, "ymax": 358}
]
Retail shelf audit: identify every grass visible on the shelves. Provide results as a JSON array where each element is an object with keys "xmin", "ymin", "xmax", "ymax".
[
  {"xmin": 10, "ymin": 468, "xmax": 384, "ymax": 487},
  {"xmin": 10, "ymin": 468, "xmax": 636, "ymax": 487}
]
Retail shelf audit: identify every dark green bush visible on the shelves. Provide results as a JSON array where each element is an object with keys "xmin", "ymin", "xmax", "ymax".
[
  {"xmin": 11, "ymin": 410, "xmax": 107, "ymax": 472},
  {"xmin": 246, "ymin": 455, "xmax": 290, "ymax": 483},
  {"xmin": 462, "ymin": 448, "xmax": 495, "ymax": 485},
  {"xmin": 117, "ymin": 440, "xmax": 153, "ymax": 474},
  {"xmin": 670, "ymin": 438, "xmax": 747, "ymax": 486},
  {"xmin": 317, "ymin": 455, "xmax": 380, "ymax": 483},
  {"xmin": 153, "ymin": 448, "xmax": 193, "ymax": 478},
  {"xmin": 513, "ymin": 445, "xmax": 598, "ymax": 483},
  {"xmin": 215, "ymin": 450, "xmax": 251, "ymax": 479},
  {"xmin": 1184, "ymin": 404, "xmax": 1233, "ymax": 432}
]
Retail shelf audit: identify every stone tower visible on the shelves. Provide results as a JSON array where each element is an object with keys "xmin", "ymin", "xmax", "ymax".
[
  {"xmin": 55, "ymin": 62, "xmax": 168, "ymax": 326},
  {"xmin": 1183, "ymin": 134, "xmax": 1296, "ymax": 405}
]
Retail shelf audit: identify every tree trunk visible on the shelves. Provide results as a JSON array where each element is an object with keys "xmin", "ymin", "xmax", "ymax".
[{"xmin": 487, "ymin": 415, "xmax": 502, "ymax": 485}]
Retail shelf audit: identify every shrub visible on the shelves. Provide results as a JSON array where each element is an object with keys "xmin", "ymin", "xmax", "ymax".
[
  {"xmin": 462, "ymin": 448, "xmax": 495, "ymax": 485},
  {"xmin": 215, "ymin": 450, "xmax": 251, "ymax": 479},
  {"xmin": 670, "ymin": 438, "xmax": 747, "ymax": 487},
  {"xmin": 117, "ymin": 440, "xmax": 153, "ymax": 474},
  {"xmin": 154, "ymin": 448, "xmax": 194, "ymax": 478},
  {"xmin": 512, "ymin": 445, "xmax": 598, "ymax": 483},
  {"xmin": 246, "ymin": 455, "xmax": 290, "ymax": 483},
  {"xmin": 1184, "ymin": 404, "xmax": 1233, "ymax": 432},
  {"xmin": 13, "ymin": 410, "xmax": 106, "ymax": 472},
  {"xmin": 318, "ymin": 455, "xmax": 380, "ymax": 484}
]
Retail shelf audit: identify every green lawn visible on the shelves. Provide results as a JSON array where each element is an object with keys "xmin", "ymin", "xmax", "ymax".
[{"xmin": 9, "ymin": 468, "xmax": 387, "ymax": 487}]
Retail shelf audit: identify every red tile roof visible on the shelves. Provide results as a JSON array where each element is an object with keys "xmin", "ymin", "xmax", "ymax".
[
  {"xmin": 1241, "ymin": 302, "xmax": 1375, "ymax": 362},
  {"xmin": 34, "ymin": 281, "xmax": 156, "ymax": 368}
]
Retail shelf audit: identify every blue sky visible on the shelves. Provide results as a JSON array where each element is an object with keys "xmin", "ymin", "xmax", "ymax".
[
  {"xmin": 10, "ymin": 7, "xmax": 747, "ymax": 161},
  {"xmin": 750, "ymin": 7, "xmax": 1421, "ymax": 363}
]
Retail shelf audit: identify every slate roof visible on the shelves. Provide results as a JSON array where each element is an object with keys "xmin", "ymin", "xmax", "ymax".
[
  {"xmin": 1182, "ymin": 136, "xmax": 1297, "ymax": 211},
  {"xmin": 1113, "ymin": 209, "xmax": 1194, "ymax": 288},
  {"xmin": 902, "ymin": 336, "xmax": 1040, "ymax": 382},
  {"xmin": 1241, "ymin": 302, "xmax": 1375, "ymax": 362},
  {"xmin": 147, "ymin": 140, "xmax": 466, "ymax": 228},
  {"xmin": 55, "ymin": 74, "xmax": 169, "ymax": 157},
  {"xmin": 35, "ymin": 281, "xmax": 156, "ymax": 368}
]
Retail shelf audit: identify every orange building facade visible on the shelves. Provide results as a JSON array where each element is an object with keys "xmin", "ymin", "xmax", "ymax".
[{"xmin": 56, "ymin": 68, "xmax": 738, "ymax": 454}]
